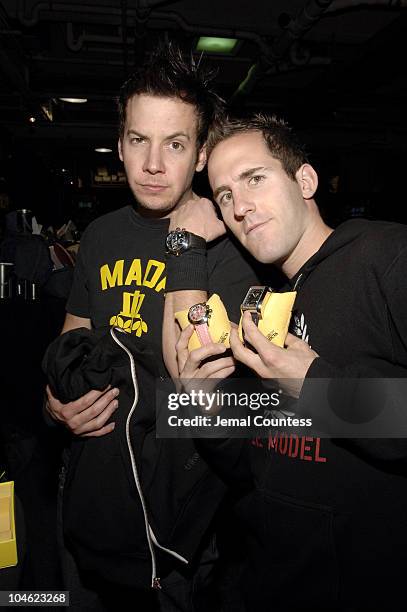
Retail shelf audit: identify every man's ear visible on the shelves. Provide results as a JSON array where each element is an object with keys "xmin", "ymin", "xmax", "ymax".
[
  {"xmin": 118, "ymin": 138, "xmax": 123, "ymax": 162},
  {"xmin": 195, "ymin": 144, "xmax": 207, "ymax": 173},
  {"xmin": 296, "ymin": 163, "xmax": 318, "ymax": 199}
]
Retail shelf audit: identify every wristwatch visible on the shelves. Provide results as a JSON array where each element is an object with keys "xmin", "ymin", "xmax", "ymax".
[
  {"xmin": 165, "ymin": 228, "xmax": 206, "ymax": 256},
  {"xmin": 240, "ymin": 286, "xmax": 272, "ymax": 326},
  {"xmin": 188, "ymin": 302, "xmax": 212, "ymax": 346}
]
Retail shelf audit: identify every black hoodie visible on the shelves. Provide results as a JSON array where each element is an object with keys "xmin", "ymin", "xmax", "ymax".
[
  {"xmin": 199, "ymin": 219, "xmax": 407, "ymax": 611},
  {"xmin": 43, "ymin": 327, "xmax": 226, "ymax": 591}
]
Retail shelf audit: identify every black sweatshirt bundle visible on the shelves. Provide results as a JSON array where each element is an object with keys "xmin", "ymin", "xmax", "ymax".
[{"xmin": 43, "ymin": 327, "xmax": 226, "ymax": 589}]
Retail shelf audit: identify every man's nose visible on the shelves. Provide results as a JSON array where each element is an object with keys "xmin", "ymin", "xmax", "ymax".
[
  {"xmin": 233, "ymin": 191, "xmax": 255, "ymax": 218},
  {"xmin": 143, "ymin": 144, "xmax": 164, "ymax": 174}
]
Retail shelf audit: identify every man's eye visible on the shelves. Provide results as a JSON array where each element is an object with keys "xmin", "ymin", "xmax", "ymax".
[
  {"xmin": 249, "ymin": 175, "xmax": 265, "ymax": 185},
  {"xmin": 220, "ymin": 192, "xmax": 232, "ymax": 205},
  {"xmin": 169, "ymin": 141, "xmax": 184, "ymax": 151},
  {"xmin": 130, "ymin": 136, "xmax": 144, "ymax": 144}
]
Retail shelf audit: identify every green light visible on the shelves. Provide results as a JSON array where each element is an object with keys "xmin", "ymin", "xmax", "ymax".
[{"xmin": 196, "ymin": 37, "xmax": 238, "ymax": 55}]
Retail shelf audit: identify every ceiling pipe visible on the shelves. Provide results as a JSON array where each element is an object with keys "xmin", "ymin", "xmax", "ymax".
[
  {"xmin": 137, "ymin": 0, "xmax": 179, "ymax": 7},
  {"xmin": 17, "ymin": 1, "xmax": 128, "ymax": 27},
  {"xmin": 230, "ymin": 0, "xmax": 335, "ymax": 103},
  {"xmin": 66, "ymin": 22, "xmax": 83, "ymax": 52},
  {"xmin": 289, "ymin": 40, "xmax": 311, "ymax": 66},
  {"xmin": 17, "ymin": 1, "xmax": 271, "ymax": 58},
  {"xmin": 66, "ymin": 16, "xmax": 269, "ymax": 54},
  {"xmin": 325, "ymin": 0, "xmax": 407, "ymax": 11},
  {"xmin": 16, "ymin": 0, "xmax": 407, "ymax": 28},
  {"xmin": 273, "ymin": 0, "xmax": 335, "ymax": 59},
  {"xmin": 234, "ymin": 55, "xmax": 331, "ymax": 102},
  {"xmin": 32, "ymin": 53, "xmax": 126, "ymax": 66},
  {"xmin": 265, "ymin": 55, "xmax": 331, "ymax": 75},
  {"xmin": 17, "ymin": 1, "xmax": 51, "ymax": 27},
  {"xmin": 230, "ymin": 0, "xmax": 407, "ymax": 103},
  {"xmin": 16, "ymin": 0, "xmax": 182, "ymax": 27},
  {"xmin": 66, "ymin": 22, "xmax": 152, "ymax": 53}
]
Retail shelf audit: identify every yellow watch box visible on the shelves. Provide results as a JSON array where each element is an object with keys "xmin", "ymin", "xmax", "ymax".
[
  {"xmin": 175, "ymin": 293, "xmax": 231, "ymax": 351},
  {"xmin": 0, "ymin": 481, "xmax": 18, "ymax": 569}
]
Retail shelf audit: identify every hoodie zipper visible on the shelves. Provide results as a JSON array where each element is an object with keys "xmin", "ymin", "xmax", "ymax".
[{"xmin": 110, "ymin": 328, "xmax": 188, "ymax": 589}]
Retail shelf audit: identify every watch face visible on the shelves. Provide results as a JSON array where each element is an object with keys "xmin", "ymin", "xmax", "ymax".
[
  {"xmin": 188, "ymin": 303, "xmax": 209, "ymax": 325},
  {"xmin": 166, "ymin": 229, "xmax": 188, "ymax": 254},
  {"xmin": 241, "ymin": 286, "xmax": 268, "ymax": 311}
]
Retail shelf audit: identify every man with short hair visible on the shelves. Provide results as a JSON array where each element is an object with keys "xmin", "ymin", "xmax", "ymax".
[
  {"xmin": 45, "ymin": 46, "xmax": 260, "ymax": 610},
  {"xmin": 172, "ymin": 114, "xmax": 407, "ymax": 610}
]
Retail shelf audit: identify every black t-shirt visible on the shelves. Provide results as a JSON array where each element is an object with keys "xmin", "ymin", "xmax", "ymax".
[{"xmin": 67, "ymin": 205, "xmax": 260, "ymax": 365}]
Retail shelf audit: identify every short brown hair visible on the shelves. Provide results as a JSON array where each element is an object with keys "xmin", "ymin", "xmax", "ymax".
[{"xmin": 207, "ymin": 113, "xmax": 309, "ymax": 180}]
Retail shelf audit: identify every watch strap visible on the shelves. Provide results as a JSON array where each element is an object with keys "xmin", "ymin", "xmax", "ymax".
[
  {"xmin": 194, "ymin": 323, "xmax": 212, "ymax": 346},
  {"xmin": 166, "ymin": 229, "xmax": 206, "ymax": 256},
  {"xmin": 187, "ymin": 232, "xmax": 206, "ymax": 250}
]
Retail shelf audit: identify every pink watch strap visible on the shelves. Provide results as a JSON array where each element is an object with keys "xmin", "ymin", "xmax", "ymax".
[{"xmin": 194, "ymin": 323, "xmax": 212, "ymax": 346}]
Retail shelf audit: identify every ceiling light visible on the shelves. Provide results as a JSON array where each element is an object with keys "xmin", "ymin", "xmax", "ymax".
[
  {"xmin": 196, "ymin": 37, "xmax": 239, "ymax": 55},
  {"xmin": 94, "ymin": 147, "xmax": 112, "ymax": 153},
  {"xmin": 59, "ymin": 97, "xmax": 88, "ymax": 104},
  {"xmin": 29, "ymin": 116, "xmax": 36, "ymax": 123}
]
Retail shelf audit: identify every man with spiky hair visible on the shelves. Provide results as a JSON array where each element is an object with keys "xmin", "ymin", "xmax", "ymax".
[{"xmin": 44, "ymin": 44, "xmax": 259, "ymax": 610}]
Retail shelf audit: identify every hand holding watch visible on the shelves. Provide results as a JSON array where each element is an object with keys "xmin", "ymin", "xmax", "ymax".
[
  {"xmin": 188, "ymin": 302, "xmax": 213, "ymax": 346},
  {"xmin": 240, "ymin": 286, "xmax": 272, "ymax": 326},
  {"xmin": 239, "ymin": 286, "xmax": 297, "ymax": 349}
]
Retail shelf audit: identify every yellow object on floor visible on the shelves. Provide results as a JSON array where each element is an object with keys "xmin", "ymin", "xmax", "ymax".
[{"xmin": 0, "ymin": 481, "xmax": 18, "ymax": 569}]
